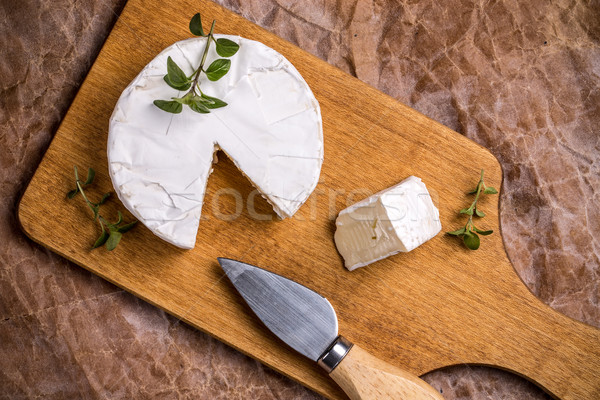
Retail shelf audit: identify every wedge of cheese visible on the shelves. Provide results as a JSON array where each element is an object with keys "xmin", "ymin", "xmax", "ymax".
[
  {"xmin": 334, "ymin": 176, "xmax": 441, "ymax": 270},
  {"xmin": 108, "ymin": 36, "xmax": 323, "ymax": 249}
]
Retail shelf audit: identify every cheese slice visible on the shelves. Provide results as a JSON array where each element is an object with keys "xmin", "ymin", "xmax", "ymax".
[
  {"xmin": 334, "ymin": 176, "xmax": 441, "ymax": 271},
  {"xmin": 107, "ymin": 36, "xmax": 323, "ymax": 249}
]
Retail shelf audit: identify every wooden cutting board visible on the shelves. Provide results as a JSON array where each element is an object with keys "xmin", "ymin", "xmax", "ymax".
[{"xmin": 18, "ymin": 0, "xmax": 600, "ymax": 398}]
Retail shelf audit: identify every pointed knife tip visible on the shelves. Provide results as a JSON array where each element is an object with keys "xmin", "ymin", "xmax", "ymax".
[
  {"xmin": 216, "ymin": 257, "xmax": 231, "ymax": 271},
  {"xmin": 217, "ymin": 257, "xmax": 236, "ymax": 267},
  {"xmin": 217, "ymin": 257, "xmax": 247, "ymax": 281}
]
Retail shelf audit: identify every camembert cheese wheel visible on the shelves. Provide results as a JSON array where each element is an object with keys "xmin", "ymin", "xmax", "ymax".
[{"xmin": 108, "ymin": 36, "xmax": 323, "ymax": 248}]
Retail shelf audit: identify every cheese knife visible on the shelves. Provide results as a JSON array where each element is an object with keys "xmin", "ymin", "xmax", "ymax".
[{"xmin": 218, "ymin": 258, "xmax": 444, "ymax": 400}]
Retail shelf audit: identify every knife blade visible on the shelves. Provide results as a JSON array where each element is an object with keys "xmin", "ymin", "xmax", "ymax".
[{"xmin": 218, "ymin": 257, "xmax": 444, "ymax": 400}]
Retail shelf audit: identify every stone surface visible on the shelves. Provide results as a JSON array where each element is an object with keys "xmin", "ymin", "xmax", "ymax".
[{"xmin": 1, "ymin": 0, "xmax": 598, "ymax": 398}]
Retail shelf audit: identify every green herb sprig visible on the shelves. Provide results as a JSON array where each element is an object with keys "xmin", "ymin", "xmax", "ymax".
[
  {"xmin": 67, "ymin": 166, "xmax": 136, "ymax": 250},
  {"xmin": 153, "ymin": 13, "xmax": 240, "ymax": 114},
  {"xmin": 447, "ymin": 169, "xmax": 498, "ymax": 250}
]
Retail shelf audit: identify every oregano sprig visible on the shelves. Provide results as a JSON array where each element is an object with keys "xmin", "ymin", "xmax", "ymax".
[
  {"xmin": 67, "ymin": 166, "xmax": 136, "ymax": 251},
  {"xmin": 447, "ymin": 169, "xmax": 498, "ymax": 250},
  {"xmin": 153, "ymin": 13, "xmax": 240, "ymax": 114}
]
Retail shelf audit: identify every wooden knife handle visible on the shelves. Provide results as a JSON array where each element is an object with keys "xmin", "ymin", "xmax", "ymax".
[{"xmin": 329, "ymin": 344, "xmax": 444, "ymax": 400}]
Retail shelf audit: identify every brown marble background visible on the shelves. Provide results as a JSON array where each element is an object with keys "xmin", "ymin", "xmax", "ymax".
[{"xmin": 1, "ymin": 0, "xmax": 598, "ymax": 398}]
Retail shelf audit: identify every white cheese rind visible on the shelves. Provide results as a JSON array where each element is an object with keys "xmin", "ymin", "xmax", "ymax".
[
  {"xmin": 107, "ymin": 36, "xmax": 323, "ymax": 249},
  {"xmin": 334, "ymin": 176, "xmax": 441, "ymax": 271}
]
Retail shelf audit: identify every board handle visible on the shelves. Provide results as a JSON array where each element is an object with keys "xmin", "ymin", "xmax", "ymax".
[
  {"xmin": 321, "ymin": 337, "xmax": 444, "ymax": 400},
  {"xmin": 498, "ymin": 299, "xmax": 600, "ymax": 400}
]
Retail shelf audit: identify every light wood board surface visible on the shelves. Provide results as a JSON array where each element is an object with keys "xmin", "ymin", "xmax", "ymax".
[{"xmin": 18, "ymin": 0, "xmax": 600, "ymax": 398}]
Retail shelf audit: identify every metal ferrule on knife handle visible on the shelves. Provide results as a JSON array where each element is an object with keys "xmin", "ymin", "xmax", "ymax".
[{"xmin": 318, "ymin": 336, "xmax": 353, "ymax": 373}]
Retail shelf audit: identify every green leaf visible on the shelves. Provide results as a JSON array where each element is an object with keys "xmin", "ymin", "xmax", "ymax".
[
  {"xmin": 113, "ymin": 211, "xmax": 123, "ymax": 226},
  {"xmin": 99, "ymin": 192, "xmax": 111, "ymax": 205},
  {"xmin": 473, "ymin": 227, "xmax": 493, "ymax": 235},
  {"xmin": 205, "ymin": 59, "xmax": 231, "ymax": 81},
  {"xmin": 194, "ymin": 96, "xmax": 213, "ymax": 105},
  {"xmin": 463, "ymin": 231, "xmax": 480, "ymax": 250},
  {"xmin": 163, "ymin": 74, "xmax": 191, "ymax": 91},
  {"xmin": 484, "ymin": 187, "xmax": 498, "ymax": 194},
  {"xmin": 170, "ymin": 96, "xmax": 186, "ymax": 105},
  {"xmin": 67, "ymin": 188, "xmax": 79, "ymax": 199},
  {"xmin": 447, "ymin": 227, "xmax": 466, "ymax": 236},
  {"xmin": 468, "ymin": 188, "xmax": 479, "ymax": 194},
  {"xmin": 93, "ymin": 230, "xmax": 109, "ymax": 249},
  {"xmin": 459, "ymin": 208, "xmax": 473, "ymax": 215},
  {"xmin": 154, "ymin": 100, "xmax": 183, "ymax": 114},
  {"xmin": 201, "ymin": 93, "xmax": 227, "ymax": 109},
  {"xmin": 166, "ymin": 56, "xmax": 189, "ymax": 86},
  {"xmin": 181, "ymin": 91, "xmax": 199, "ymax": 105},
  {"xmin": 106, "ymin": 231, "xmax": 122, "ymax": 251},
  {"xmin": 85, "ymin": 168, "xmax": 95, "ymax": 185},
  {"xmin": 189, "ymin": 99, "xmax": 210, "ymax": 114},
  {"xmin": 215, "ymin": 38, "xmax": 240, "ymax": 57},
  {"xmin": 189, "ymin": 13, "xmax": 205, "ymax": 36},
  {"xmin": 475, "ymin": 209, "xmax": 485, "ymax": 217},
  {"xmin": 117, "ymin": 221, "xmax": 137, "ymax": 233}
]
